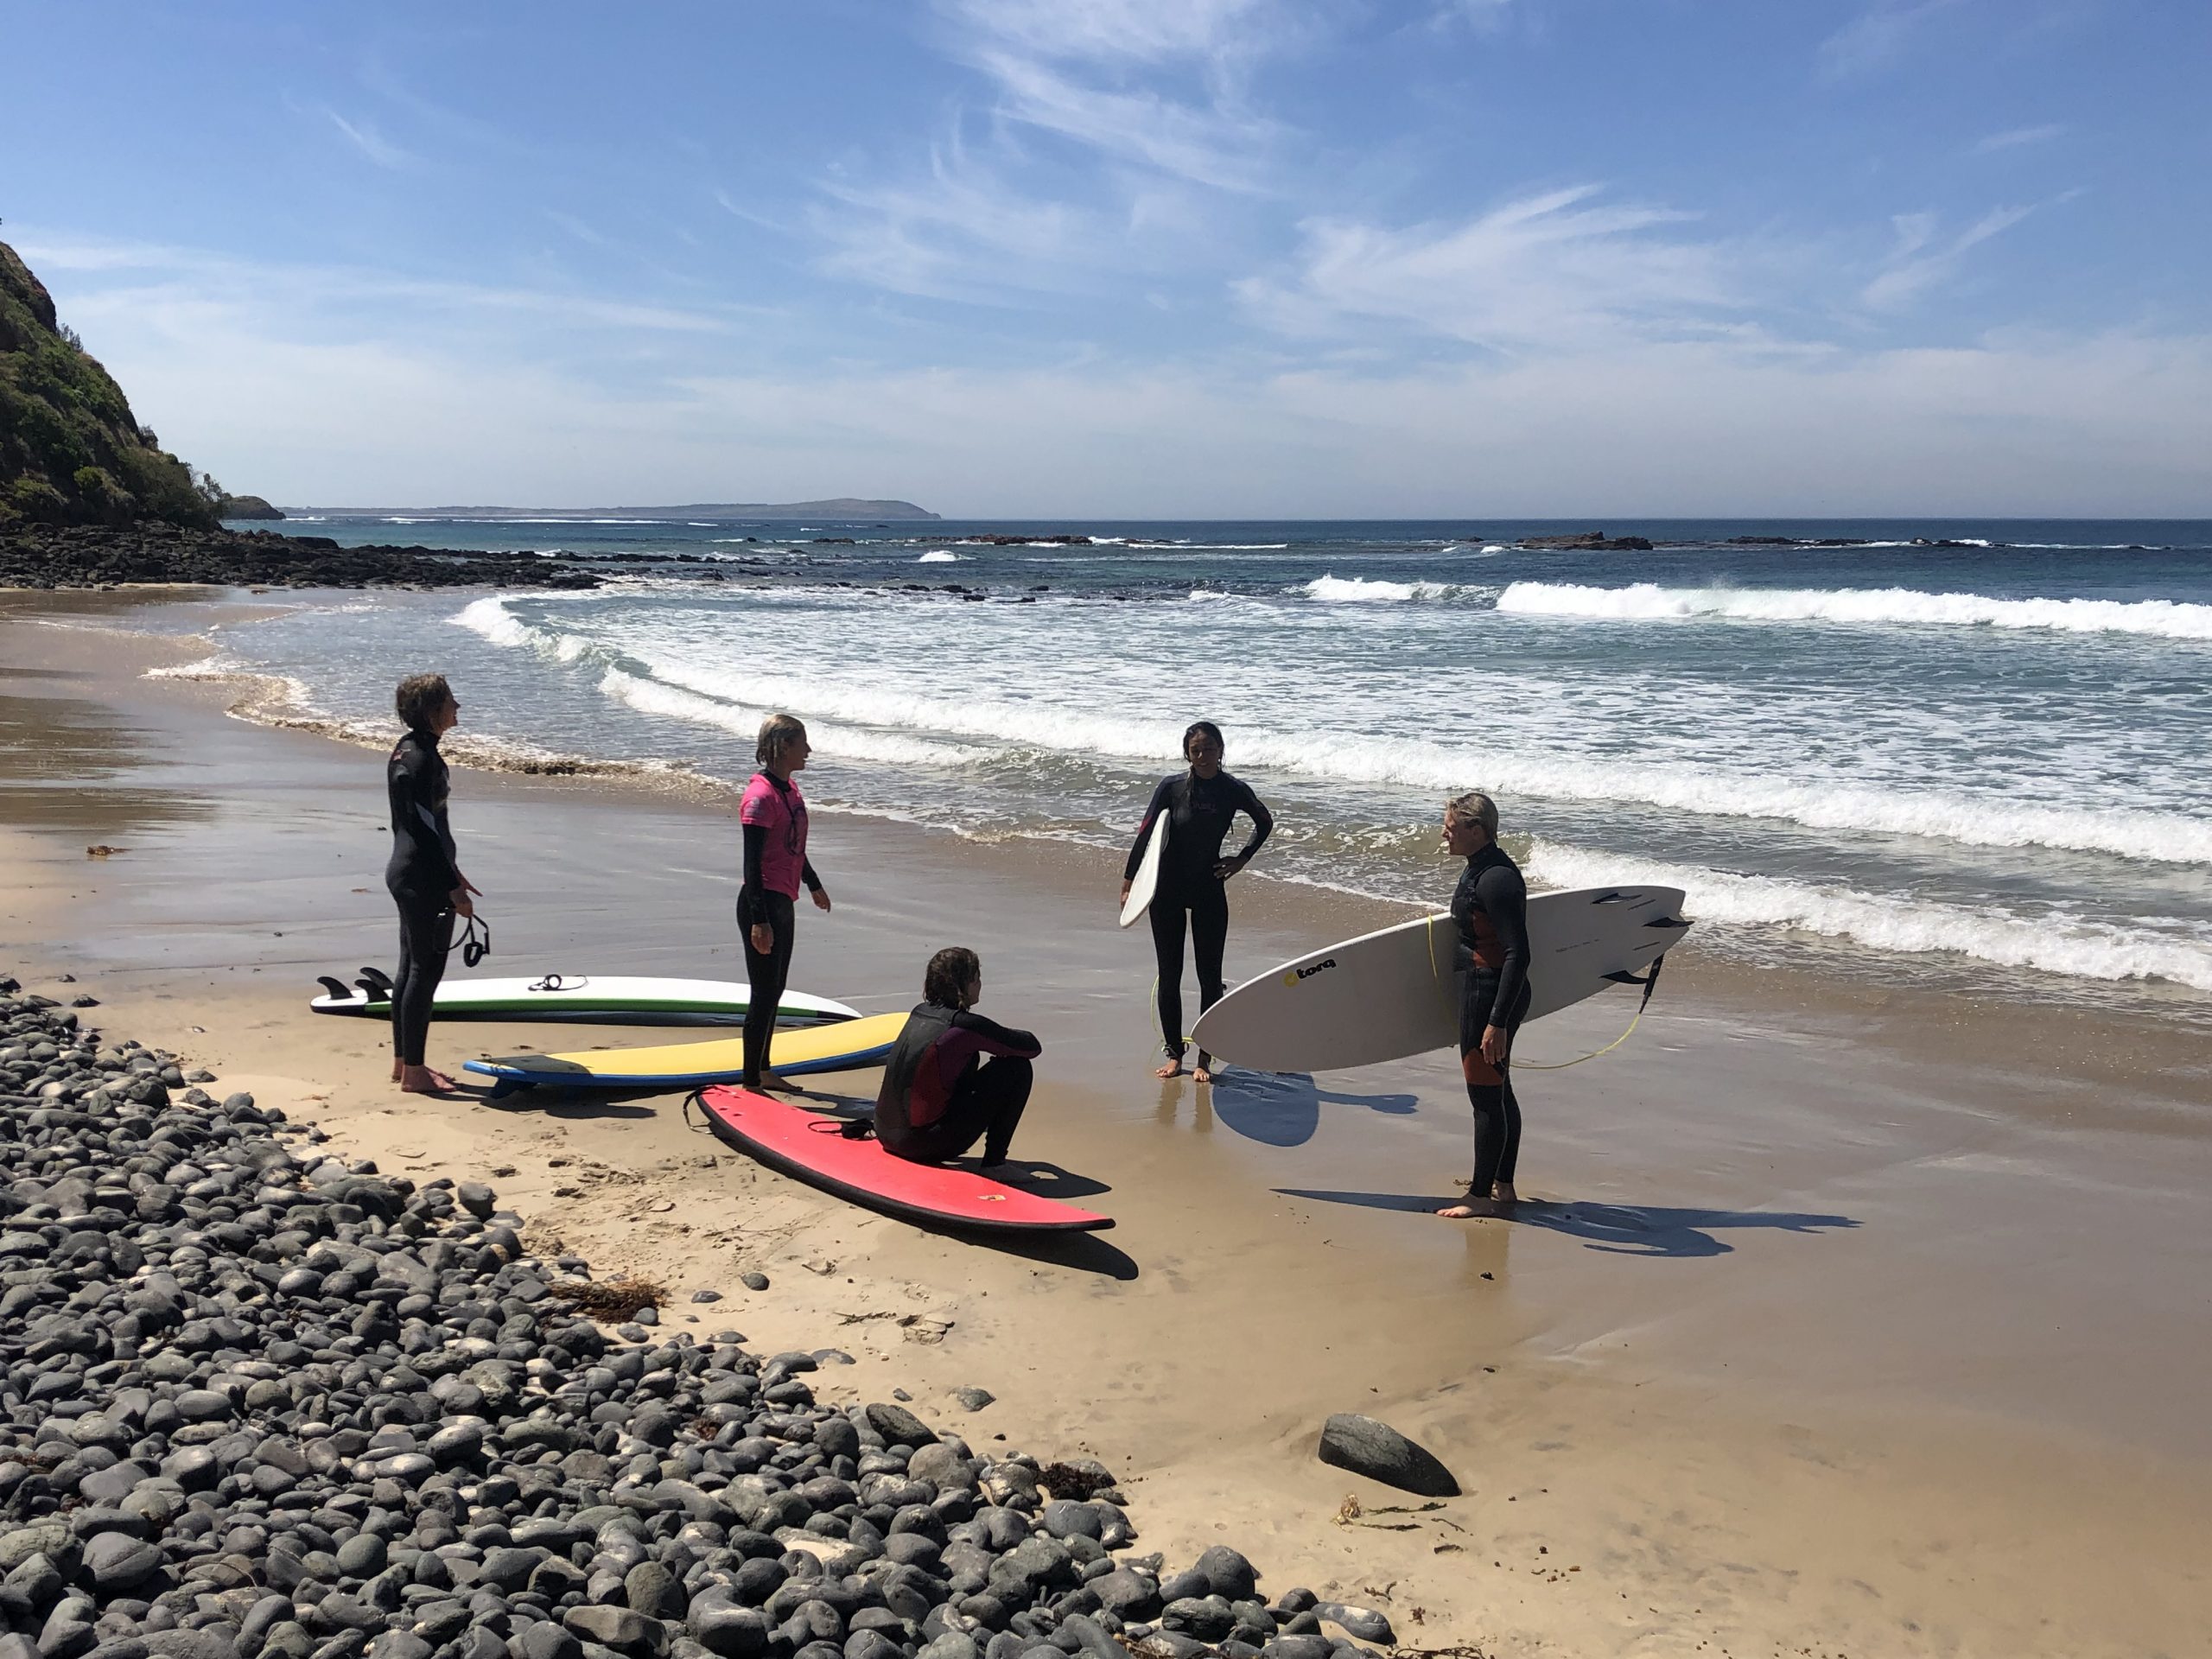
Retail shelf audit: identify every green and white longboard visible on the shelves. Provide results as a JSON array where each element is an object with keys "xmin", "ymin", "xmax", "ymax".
[{"xmin": 311, "ymin": 971, "xmax": 858, "ymax": 1029}]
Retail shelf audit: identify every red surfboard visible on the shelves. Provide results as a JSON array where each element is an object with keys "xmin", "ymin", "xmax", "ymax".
[{"xmin": 696, "ymin": 1086, "xmax": 1114, "ymax": 1235}]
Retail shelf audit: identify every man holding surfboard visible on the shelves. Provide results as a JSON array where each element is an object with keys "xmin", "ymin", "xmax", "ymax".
[
  {"xmin": 1120, "ymin": 721, "xmax": 1274, "ymax": 1084},
  {"xmin": 1437, "ymin": 791, "xmax": 1531, "ymax": 1219}
]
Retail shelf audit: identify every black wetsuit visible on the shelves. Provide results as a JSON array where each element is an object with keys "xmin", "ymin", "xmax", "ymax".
[
  {"xmin": 384, "ymin": 727, "xmax": 461, "ymax": 1067},
  {"xmin": 735, "ymin": 773, "xmax": 823, "ymax": 1087},
  {"xmin": 876, "ymin": 1003, "xmax": 1042, "ymax": 1166},
  {"xmin": 1123, "ymin": 770, "xmax": 1273, "ymax": 1060},
  {"xmin": 1451, "ymin": 842, "xmax": 1532, "ymax": 1193}
]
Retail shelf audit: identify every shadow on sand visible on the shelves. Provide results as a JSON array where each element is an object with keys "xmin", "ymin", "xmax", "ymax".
[
  {"xmin": 1274, "ymin": 1188, "xmax": 1859, "ymax": 1259},
  {"xmin": 1207, "ymin": 1070, "xmax": 1420, "ymax": 1148}
]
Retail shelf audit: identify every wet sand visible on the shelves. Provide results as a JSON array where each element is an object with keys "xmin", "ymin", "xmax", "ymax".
[{"xmin": 5, "ymin": 590, "xmax": 2211, "ymax": 1656}]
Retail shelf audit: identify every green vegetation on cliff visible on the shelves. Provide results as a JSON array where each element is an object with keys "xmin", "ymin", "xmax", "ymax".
[{"xmin": 0, "ymin": 238, "xmax": 218, "ymax": 531}]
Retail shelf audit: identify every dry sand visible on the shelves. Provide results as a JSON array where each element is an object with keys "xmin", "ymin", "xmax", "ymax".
[{"xmin": 4, "ymin": 590, "xmax": 2211, "ymax": 1657}]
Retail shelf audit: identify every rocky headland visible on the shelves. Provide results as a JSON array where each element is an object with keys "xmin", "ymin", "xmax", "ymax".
[{"xmin": 0, "ymin": 976, "xmax": 1407, "ymax": 1659}]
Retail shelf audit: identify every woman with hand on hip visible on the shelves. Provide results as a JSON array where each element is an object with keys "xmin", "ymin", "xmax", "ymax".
[
  {"xmin": 1121, "ymin": 720, "xmax": 1273, "ymax": 1084},
  {"xmin": 737, "ymin": 713, "xmax": 832, "ymax": 1090},
  {"xmin": 1435, "ymin": 790, "xmax": 1532, "ymax": 1219},
  {"xmin": 385, "ymin": 672, "xmax": 480, "ymax": 1095}
]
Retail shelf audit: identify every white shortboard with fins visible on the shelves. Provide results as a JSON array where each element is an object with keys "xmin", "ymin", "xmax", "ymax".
[
  {"xmin": 1191, "ymin": 886, "xmax": 1691, "ymax": 1073},
  {"xmin": 1119, "ymin": 811, "xmax": 1168, "ymax": 928}
]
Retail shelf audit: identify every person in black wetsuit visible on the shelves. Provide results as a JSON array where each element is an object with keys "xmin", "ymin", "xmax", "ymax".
[
  {"xmin": 876, "ymin": 947, "xmax": 1040, "ymax": 1168},
  {"xmin": 1435, "ymin": 789, "xmax": 1531, "ymax": 1218},
  {"xmin": 1119, "ymin": 721, "xmax": 1274, "ymax": 1084},
  {"xmin": 384, "ymin": 673, "xmax": 479, "ymax": 1095}
]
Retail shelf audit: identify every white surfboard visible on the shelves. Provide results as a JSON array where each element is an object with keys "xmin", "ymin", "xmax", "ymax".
[
  {"xmin": 1190, "ymin": 886, "xmax": 1691, "ymax": 1073},
  {"xmin": 1119, "ymin": 810, "xmax": 1168, "ymax": 928},
  {"xmin": 310, "ymin": 972, "xmax": 859, "ymax": 1029}
]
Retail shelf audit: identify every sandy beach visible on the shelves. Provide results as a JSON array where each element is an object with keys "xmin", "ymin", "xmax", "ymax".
[{"xmin": 6, "ymin": 588, "xmax": 2211, "ymax": 1658}]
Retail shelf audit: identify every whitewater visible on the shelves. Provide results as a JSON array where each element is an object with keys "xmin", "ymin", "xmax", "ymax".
[{"xmin": 175, "ymin": 514, "xmax": 2212, "ymax": 1019}]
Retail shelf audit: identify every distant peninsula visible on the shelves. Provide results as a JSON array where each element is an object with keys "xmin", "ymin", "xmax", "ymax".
[{"xmin": 296, "ymin": 499, "xmax": 942, "ymax": 522}]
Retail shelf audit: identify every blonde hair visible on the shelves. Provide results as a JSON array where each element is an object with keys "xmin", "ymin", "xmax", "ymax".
[
  {"xmin": 756, "ymin": 713, "xmax": 808, "ymax": 768},
  {"xmin": 1446, "ymin": 790, "xmax": 1499, "ymax": 838},
  {"xmin": 395, "ymin": 673, "xmax": 452, "ymax": 730}
]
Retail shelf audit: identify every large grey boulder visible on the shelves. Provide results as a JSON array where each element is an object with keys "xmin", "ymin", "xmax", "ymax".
[{"xmin": 1315, "ymin": 1413, "xmax": 1459, "ymax": 1497}]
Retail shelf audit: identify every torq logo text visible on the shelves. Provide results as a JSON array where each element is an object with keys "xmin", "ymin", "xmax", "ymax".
[{"xmin": 1282, "ymin": 957, "xmax": 1338, "ymax": 986}]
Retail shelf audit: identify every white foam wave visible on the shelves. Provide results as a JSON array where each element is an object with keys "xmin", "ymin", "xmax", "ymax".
[
  {"xmin": 1497, "ymin": 582, "xmax": 2212, "ymax": 639},
  {"xmin": 1300, "ymin": 575, "xmax": 1464, "ymax": 604},
  {"xmin": 449, "ymin": 594, "xmax": 610, "ymax": 665},
  {"xmin": 587, "ymin": 630, "xmax": 2212, "ymax": 864},
  {"xmin": 596, "ymin": 669, "xmax": 979, "ymax": 767},
  {"xmin": 1525, "ymin": 842, "xmax": 2212, "ymax": 992},
  {"xmin": 1252, "ymin": 738, "xmax": 2212, "ymax": 866},
  {"xmin": 917, "ymin": 550, "xmax": 963, "ymax": 563},
  {"xmin": 452, "ymin": 595, "xmax": 536, "ymax": 649}
]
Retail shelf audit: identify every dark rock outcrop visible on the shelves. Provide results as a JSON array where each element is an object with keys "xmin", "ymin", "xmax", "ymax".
[
  {"xmin": 1516, "ymin": 531, "xmax": 1655, "ymax": 551},
  {"xmin": 214, "ymin": 495, "xmax": 283, "ymax": 521},
  {"xmin": 1315, "ymin": 1413, "xmax": 1460, "ymax": 1497},
  {"xmin": 0, "ymin": 523, "xmax": 601, "ymax": 590}
]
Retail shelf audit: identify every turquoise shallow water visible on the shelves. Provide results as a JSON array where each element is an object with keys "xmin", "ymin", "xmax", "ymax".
[{"xmin": 198, "ymin": 516, "xmax": 2212, "ymax": 1020}]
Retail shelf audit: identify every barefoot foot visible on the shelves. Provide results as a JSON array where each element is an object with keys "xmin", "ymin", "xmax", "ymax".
[
  {"xmin": 1154, "ymin": 1057, "xmax": 1185, "ymax": 1079},
  {"xmin": 1437, "ymin": 1195, "xmax": 1503, "ymax": 1219},
  {"xmin": 399, "ymin": 1065, "xmax": 458, "ymax": 1095}
]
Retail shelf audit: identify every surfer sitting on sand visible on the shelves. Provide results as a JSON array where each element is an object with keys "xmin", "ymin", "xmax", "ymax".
[
  {"xmin": 737, "ymin": 713, "xmax": 833, "ymax": 1092},
  {"xmin": 1120, "ymin": 720, "xmax": 1274, "ymax": 1084},
  {"xmin": 385, "ymin": 672, "xmax": 480, "ymax": 1096},
  {"xmin": 875, "ymin": 947, "xmax": 1040, "ymax": 1168},
  {"xmin": 1436, "ymin": 790, "xmax": 1532, "ymax": 1220}
]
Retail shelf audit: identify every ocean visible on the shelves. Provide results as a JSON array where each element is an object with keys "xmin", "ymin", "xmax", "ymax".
[{"xmin": 179, "ymin": 516, "xmax": 2212, "ymax": 1020}]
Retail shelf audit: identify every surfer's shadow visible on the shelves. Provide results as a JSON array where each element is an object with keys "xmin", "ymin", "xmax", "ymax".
[
  {"xmin": 1274, "ymin": 1189, "xmax": 1859, "ymax": 1260},
  {"xmin": 1209, "ymin": 1071, "xmax": 1418, "ymax": 1149},
  {"xmin": 1509, "ymin": 1199, "xmax": 1860, "ymax": 1259}
]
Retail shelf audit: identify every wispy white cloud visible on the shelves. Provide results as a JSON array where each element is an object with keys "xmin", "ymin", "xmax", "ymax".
[
  {"xmin": 16, "ymin": 234, "xmax": 735, "ymax": 337},
  {"xmin": 1973, "ymin": 123, "xmax": 2065, "ymax": 155},
  {"xmin": 1236, "ymin": 186, "xmax": 1756, "ymax": 353},
  {"xmin": 939, "ymin": 0, "xmax": 1275, "ymax": 67},
  {"xmin": 968, "ymin": 48, "xmax": 1281, "ymax": 191},
  {"xmin": 544, "ymin": 210, "xmax": 610, "ymax": 249},
  {"xmin": 810, "ymin": 1, "xmax": 1284, "ymax": 300},
  {"xmin": 931, "ymin": 0, "xmax": 1287, "ymax": 190},
  {"xmin": 714, "ymin": 191, "xmax": 794, "ymax": 237},
  {"xmin": 1861, "ymin": 203, "xmax": 2036, "ymax": 309},
  {"xmin": 810, "ymin": 136, "xmax": 1098, "ymax": 302},
  {"xmin": 324, "ymin": 109, "xmax": 414, "ymax": 170},
  {"xmin": 1817, "ymin": 0, "xmax": 1961, "ymax": 81}
]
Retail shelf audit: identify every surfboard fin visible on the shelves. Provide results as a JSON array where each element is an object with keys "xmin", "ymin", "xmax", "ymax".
[{"xmin": 315, "ymin": 976, "xmax": 354, "ymax": 1001}]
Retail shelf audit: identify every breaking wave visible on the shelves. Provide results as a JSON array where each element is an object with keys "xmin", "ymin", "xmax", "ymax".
[
  {"xmin": 1526, "ymin": 842, "xmax": 2212, "ymax": 992},
  {"xmin": 1497, "ymin": 582, "xmax": 2212, "ymax": 639}
]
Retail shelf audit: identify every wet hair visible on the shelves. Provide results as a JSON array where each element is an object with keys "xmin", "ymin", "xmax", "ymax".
[
  {"xmin": 395, "ymin": 673, "xmax": 453, "ymax": 731},
  {"xmin": 924, "ymin": 946, "xmax": 982, "ymax": 1008},
  {"xmin": 756, "ymin": 713, "xmax": 808, "ymax": 768},
  {"xmin": 1183, "ymin": 720, "xmax": 1224, "ymax": 758},
  {"xmin": 1446, "ymin": 790, "xmax": 1500, "ymax": 839}
]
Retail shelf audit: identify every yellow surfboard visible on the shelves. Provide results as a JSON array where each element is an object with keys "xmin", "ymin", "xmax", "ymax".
[{"xmin": 463, "ymin": 1010, "xmax": 907, "ymax": 1095}]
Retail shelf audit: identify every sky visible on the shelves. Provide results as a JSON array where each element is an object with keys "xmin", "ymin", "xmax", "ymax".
[{"xmin": 3, "ymin": 0, "xmax": 2209, "ymax": 517}]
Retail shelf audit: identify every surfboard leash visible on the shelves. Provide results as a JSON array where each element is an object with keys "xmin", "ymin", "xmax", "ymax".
[{"xmin": 1515, "ymin": 955, "xmax": 1669, "ymax": 1071}]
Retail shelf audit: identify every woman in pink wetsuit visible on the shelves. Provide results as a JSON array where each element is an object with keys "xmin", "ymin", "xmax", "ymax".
[{"xmin": 737, "ymin": 713, "xmax": 833, "ymax": 1089}]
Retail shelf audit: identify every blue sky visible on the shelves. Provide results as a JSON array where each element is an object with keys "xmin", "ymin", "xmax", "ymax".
[{"xmin": 4, "ymin": 0, "xmax": 2208, "ymax": 515}]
